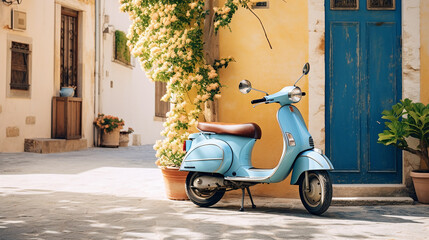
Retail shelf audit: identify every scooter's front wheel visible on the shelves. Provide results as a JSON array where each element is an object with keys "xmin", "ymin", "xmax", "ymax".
[
  {"xmin": 298, "ymin": 170, "xmax": 332, "ymax": 215},
  {"xmin": 186, "ymin": 172, "xmax": 225, "ymax": 207}
]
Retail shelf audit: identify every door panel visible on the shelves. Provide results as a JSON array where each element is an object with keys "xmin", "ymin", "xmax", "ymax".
[
  {"xmin": 328, "ymin": 22, "xmax": 360, "ymax": 172},
  {"xmin": 367, "ymin": 22, "xmax": 399, "ymax": 173},
  {"xmin": 325, "ymin": 0, "xmax": 402, "ymax": 183}
]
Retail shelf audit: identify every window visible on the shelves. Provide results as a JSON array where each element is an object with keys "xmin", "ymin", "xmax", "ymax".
[
  {"xmin": 155, "ymin": 81, "xmax": 170, "ymax": 118},
  {"xmin": 10, "ymin": 41, "xmax": 30, "ymax": 90},
  {"xmin": 61, "ymin": 7, "xmax": 79, "ymax": 96},
  {"xmin": 367, "ymin": 0, "xmax": 395, "ymax": 10},
  {"xmin": 114, "ymin": 30, "xmax": 132, "ymax": 66},
  {"xmin": 6, "ymin": 34, "xmax": 32, "ymax": 98},
  {"xmin": 331, "ymin": 0, "xmax": 359, "ymax": 10}
]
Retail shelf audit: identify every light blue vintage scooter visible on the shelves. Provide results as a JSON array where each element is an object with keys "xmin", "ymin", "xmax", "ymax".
[{"xmin": 179, "ymin": 63, "xmax": 334, "ymax": 215}]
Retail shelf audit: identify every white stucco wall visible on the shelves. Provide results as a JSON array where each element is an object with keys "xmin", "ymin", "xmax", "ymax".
[
  {"xmin": 0, "ymin": 1, "xmax": 55, "ymax": 152},
  {"xmin": 100, "ymin": 0, "xmax": 164, "ymax": 146},
  {"xmin": 0, "ymin": 0, "xmax": 95, "ymax": 152}
]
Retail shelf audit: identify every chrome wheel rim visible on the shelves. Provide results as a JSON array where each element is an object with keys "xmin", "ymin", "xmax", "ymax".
[{"xmin": 303, "ymin": 174, "xmax": 323, "ymax": 208}]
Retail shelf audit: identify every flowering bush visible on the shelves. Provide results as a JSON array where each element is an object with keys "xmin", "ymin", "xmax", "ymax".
[
  {"xmin": 120, "ymin": 0, "xmax": 249, "ymax": 167},
  {"xmin": 94, "ymin": 114, "xmax": 125, "ymax": 133}
]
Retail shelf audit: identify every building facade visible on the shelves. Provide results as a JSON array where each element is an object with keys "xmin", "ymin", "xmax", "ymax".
[
  {"xmin": 98, "ymin": 0, "xmax": 164, "ymax": 146},
  {"xmin": 0, "ymin": 0, "xmax": 165, "ymax": 152},
  {"xmin": 0, "ymin": 0, "xmax": 96, "ymax": 152},
  {"xmin": 218, "ymin": 0, "xmax": 429, "ymax": 197}
]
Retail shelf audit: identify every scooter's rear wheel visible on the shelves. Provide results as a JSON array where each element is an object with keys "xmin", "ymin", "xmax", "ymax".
[
  {"xmin": 186, "ymin": 172, "xmax": 225, "ymax": 207},
  {"xmin": 298, "ymin": 170, "xmax": 332, "ymax": 215}
]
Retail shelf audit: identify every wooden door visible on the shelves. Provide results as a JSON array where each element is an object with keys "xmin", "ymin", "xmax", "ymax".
[{"xmin": 325, "ymin": 0, "xmax": 402, "ymax": 183}]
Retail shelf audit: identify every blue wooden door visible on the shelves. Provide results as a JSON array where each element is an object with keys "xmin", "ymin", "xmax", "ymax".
[{"xmin": 325, "ymin": 0, "xmax": 402, "ymax": 184}]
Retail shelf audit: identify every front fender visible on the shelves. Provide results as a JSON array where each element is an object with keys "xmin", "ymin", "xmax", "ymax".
[{"xmin": 290, "ymin": 150, "xmax": 334, "ymax": 185}]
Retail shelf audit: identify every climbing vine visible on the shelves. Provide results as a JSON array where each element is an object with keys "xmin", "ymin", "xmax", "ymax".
[{"xmin": 120, "ymin": 0, "xmax": 249, "ymax": 167}]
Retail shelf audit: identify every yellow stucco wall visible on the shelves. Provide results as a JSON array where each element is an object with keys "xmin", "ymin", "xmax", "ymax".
[
  {"xmin": 421, "ymin": 0, "xmax": 429, "ymax": 105},
  {"xmin": 218, "ymin": 0, "xmax": 308, "ymax": 198}
]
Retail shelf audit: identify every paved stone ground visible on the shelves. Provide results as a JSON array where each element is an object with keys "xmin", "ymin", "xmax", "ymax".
[{"xmin": 0, "ymin": 146, "xmax": 429, "ymax": 240}]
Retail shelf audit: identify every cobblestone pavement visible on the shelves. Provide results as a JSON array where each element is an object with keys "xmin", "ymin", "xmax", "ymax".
[{"xmin": 1, "ymin": 146, "xmax": 429, "ymax": 240}]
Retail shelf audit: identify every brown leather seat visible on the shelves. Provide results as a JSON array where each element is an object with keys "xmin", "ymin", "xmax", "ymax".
[{"xmin": 197, "ymin": 122, "xmax": 262, "ymax": 139}]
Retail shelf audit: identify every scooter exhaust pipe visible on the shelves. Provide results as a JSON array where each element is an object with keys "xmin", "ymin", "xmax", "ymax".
[{"xmin": 193, "ymin": 176, "xmax": 226, "ymax": 190}]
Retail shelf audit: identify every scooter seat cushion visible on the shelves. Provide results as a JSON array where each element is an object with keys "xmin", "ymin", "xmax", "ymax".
[{"xmin": 197, "ymin": 122, "xmax": 262, "ymax": 139}]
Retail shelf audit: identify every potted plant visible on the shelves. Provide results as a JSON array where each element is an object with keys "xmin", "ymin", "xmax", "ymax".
[
  {"xmin": 94, "ymin": 114, "xmax": 125, "ymax": 148},
  {"xmin": 378, "ymin": 98, "xmax": 429, "ymax": 203},
  {"xmin": 119, "ymin": 127, "xmax": 134, "ymax": 147}
]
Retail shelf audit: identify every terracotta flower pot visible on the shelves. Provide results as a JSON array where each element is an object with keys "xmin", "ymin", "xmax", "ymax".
[
  {"xmin": 160, "ymin": 167, "xmax": 188, "ymax": 200},
  {"xmin": 101, "ymin": 128, "xmax": 120, "ymax": 147},
  {"xmin": 411, "ymin": 170, "xmax": 429, "ymax": 204}
]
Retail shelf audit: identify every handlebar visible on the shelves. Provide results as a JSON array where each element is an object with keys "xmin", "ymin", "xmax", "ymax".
[
  {"xmin": 250, "ymin": 92, "xmax": 306, "ymax": 104},
  {"xmin": 251, "ymin": 98, "xmax": 266, "ymax": 104}
]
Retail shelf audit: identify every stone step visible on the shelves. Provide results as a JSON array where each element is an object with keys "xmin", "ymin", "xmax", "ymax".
[
  {"xmin": 333, "ymin": 184, "xmax": 409, "ymax": 197},
  {"xmin": 332, "ymin": 197, "xmax": 414, "ymax": 206},
  {"xmin": 24, "ymin": 138, "xmax": 87, "ymax": 153}
]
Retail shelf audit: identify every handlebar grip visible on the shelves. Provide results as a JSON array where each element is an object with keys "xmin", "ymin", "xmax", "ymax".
[
  {"xmin": 251, "ymin": 98, "xmax": 266, "ymax": 104},
  {"xmin": 302, "ymin": 92, "xmax": 306, "ymax": 96}
]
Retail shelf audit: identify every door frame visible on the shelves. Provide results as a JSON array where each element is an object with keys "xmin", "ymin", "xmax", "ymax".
[{"xmin": 307, "ymin": 0, "xmax": 421, "ymax": 185}]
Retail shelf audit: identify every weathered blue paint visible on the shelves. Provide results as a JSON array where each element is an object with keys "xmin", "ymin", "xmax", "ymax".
[
  {"xmin": 325, "ymin": 0, "xmax": 402, "ymax": 183},
  {"xmin": 290, "ymin": 150, "xmax": 334, "ymax": 185}
]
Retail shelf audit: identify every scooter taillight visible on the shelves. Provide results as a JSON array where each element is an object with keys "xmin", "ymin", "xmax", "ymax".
[{"xmin": 183, "ymin": 140, "xmax": 192, "ymax": 152}]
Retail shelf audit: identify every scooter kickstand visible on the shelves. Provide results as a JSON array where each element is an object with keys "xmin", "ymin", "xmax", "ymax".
[
  {"xmin": 239, "ymin": 188, "xmax": 245, "ymax": 211},
  {"xmin": 239, "ymin": 187, "xmax": 256, "ymax": 211},
  {"xmin": 246, "ymin": 187, "xmax": 256, "ymax": 209}
]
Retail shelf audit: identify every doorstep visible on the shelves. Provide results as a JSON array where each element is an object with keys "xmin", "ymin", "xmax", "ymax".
[
  {"xmin": 332, "ymin": 197, "xmax": 414, "ymax": 206},
  {"xmin": 332, "ymin": 184, "xmax": 414, "ymax": 205},
  {"xmin": 24, "ymin": 138, "xmax": 87, "ymax": 153},
  {"xmin": 333, "ymin": 184, "xmax": 409, "ymax": 197}
]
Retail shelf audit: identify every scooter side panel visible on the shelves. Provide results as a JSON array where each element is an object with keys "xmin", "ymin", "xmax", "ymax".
[
  {"xmin": 180, "ymin": 138, "xmax": 232, "ymax": 174},
  {"xmin": 290, "ymin": 150, "xmax": 334, "ymax": 185}
]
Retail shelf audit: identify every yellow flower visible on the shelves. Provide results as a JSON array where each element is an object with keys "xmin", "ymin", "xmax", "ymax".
[{"xmin": 189, "ymin": 2, "xmax": 198, "ymax": 9}]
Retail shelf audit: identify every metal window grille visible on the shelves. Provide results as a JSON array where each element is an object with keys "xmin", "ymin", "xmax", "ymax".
[
  {"xmin": 60, "ymin": 8, "xmax": 78, "ymax": 96},
  {"xmin": 10, "ymin": 41, "xmax": 30, "ymax": 90},
  {"xmin": 331, "ymin": 0, "xmax": 359, "ymax": 9},
  {"xmin": 368, "ymin": 0, "xmax": 395, "ymax": 10}
]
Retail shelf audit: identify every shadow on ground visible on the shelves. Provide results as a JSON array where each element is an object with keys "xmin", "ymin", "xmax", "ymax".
[
  {"xmin": 1, "ymin": 189, "xmax": 429, "ymax": 240},
  {"xmin": 1, "ymin": 146, "xmax": 429, "ymax": 239}
]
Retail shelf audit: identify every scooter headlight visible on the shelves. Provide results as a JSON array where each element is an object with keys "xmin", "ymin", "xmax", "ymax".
[{"xmin": 288, "ymin": 87, "xmax": 303, "ymax": 103}]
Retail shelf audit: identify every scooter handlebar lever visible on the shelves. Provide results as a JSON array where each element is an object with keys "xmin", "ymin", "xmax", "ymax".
[{"xmin": 251, "ymin": 98, "xmax": 266, "ymax": 104}]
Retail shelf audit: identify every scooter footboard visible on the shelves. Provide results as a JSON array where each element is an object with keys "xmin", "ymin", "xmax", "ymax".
[
  {"xmin": 290, "ymin": 150, "xmax": 334, "ymax": 185},
  {"xmin": 179, "ymin": 139, "xmax": 232, "ymax": 174}
]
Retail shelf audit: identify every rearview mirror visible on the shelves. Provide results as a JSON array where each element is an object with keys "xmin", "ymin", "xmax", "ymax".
[
  {"xmin": 239, "ymin": 80, "xmax": 252, "ymax": 94},
  {"xmin": 303, "ymin": 63, "xmax": 310, "ymax": 75}
]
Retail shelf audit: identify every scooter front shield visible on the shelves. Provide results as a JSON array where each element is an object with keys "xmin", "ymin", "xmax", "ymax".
[{"xmin": 179, "ymin": 138, "xmax": 233, "ymax": 174}]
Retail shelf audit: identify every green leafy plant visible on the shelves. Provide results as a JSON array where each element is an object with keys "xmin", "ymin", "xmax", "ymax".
[
  {"xmin": 94, "ymin": 114, "xmax": 125, "ymax": 133},
  {"xmin": 378, "ymin": 98, "xmax": 429, "ymax": 170},
  {"xmin": 115, "ymin": 30, "xmax": 131, "ymax": 65}
]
